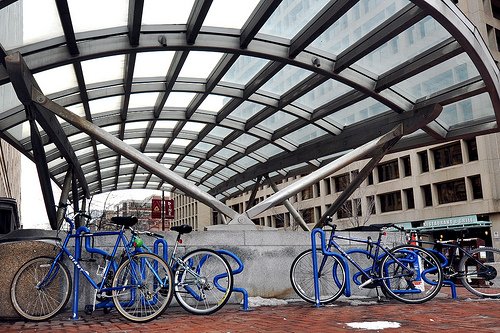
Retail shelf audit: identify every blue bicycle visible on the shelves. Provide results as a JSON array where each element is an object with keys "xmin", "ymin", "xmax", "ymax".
[
  {"xmin": 10, "ymin": 208, "xmax": 174, "ymax": 322},
  {"xmin": 290, "ymin": 219, "xmax": 443, "ymax": 305}
]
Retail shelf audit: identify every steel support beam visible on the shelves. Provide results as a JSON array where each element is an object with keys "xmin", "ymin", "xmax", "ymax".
[
  {"xmin": 246, "ymin": 175, "xmax": 263, "ymax": 210},
  {"xmin": 314, "ymin": 136, "xmax": 401, "ymax": 229},
  {"xmin": 32, "ymin": 88, "xmax": 239, "ymax": 220},
  {"xmin": 245, "ymin": 124, "xmax": 404, "ymax": 219},
  {"xmin": 27, "ymin": 113, "xmax": 57, "ymax": 229},
  {"xmin": 265, "ymin": 175, "xmax": 309, "ymax": 231},
  {"xmin": 56, "ymin": 169, "xmax": 73, "ymax": 229}
]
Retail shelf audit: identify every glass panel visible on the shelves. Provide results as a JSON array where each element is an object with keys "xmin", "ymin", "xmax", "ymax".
[
  {"xmin": 310, "ymin": 0, "xmax": 408, "ymax": 55},
  {"xmin": 258, "ymin": 111, "xmax": 297, "ymax": 132},
  {"xmin": 392, "ymin": 53, "xmax": 479, "ymax": 102},
  {"xmin": 125, "ymin": 121, "xmax": 149, "ymax": 131},
  {"xmin": 437, "ymin": 93, "xmax": 494, "ymax": 129},
  {"xmin": 0, "ymin": 83, "xmax": 22, "ymax": 112},
  {"xmin": 214, "ymin": 148, "xmax": 237, "ymax": 159},
  {"xmin": 233, "ymin": 133, "xmax": 259, "ymax": 147},
  {"xmin": 155, "ymin": 120, "xmax": 177, "ymax": 129},
  {"xmin": 178, "ymin": 52, "xmax": 223, "ymax": 79},
  {"xmin": 164, "ymin": 92, "xmax": 196, "ymax": 107},
  {"xmin": 193, "ymin": 142, "xmax": 215, "ymax": 153},
  {"xmin": 134, "ymin": 51, "xmax": 175, "ymax": 78},
  {"xmin": 199, "ymin": 160, "xmax": 219, "ymax": 172},
  {"xmin": 123, "ymin": 138, "xmax": 142, "ymax": 146},
  {"xmin": 254, "ymin": 144, "xmax": 284, "ymax": 158},
  {"xmin": 142, "ymin": 0, "xmax": 194, "ymax": 24},
  {"xmin": 183, "ymin": 122, "xmax": 206, "ymax": 133},
  {"xmin": 228, "ymin": 101, "xmax": 265, "ymax": 122},
  {"xmin": 233, "ymin": 156, "xmax": 258, "ymax": 168},
  {"xmin": 260, "ymin": 65, "xmax": 311, "ymax": 96},
  {"xmin": 89, "ymin": 96, "xmax": 122, "ymax": 115},
  {"xmin": 181, "ymin": 156, "xmax": 199, "ymax": 165},
  {"xmin": 325, "ymin": 97, "xmax": 389, "ymax": 126},
  {"xmin": 147, "ymin": 138, "xmax": 165, "ymax": 144},
  {"xmin": 294, "ymin": 79, "xmax": 352, "ymax": 110},
  {"xmin": 204, "ymin": 0, "xmax": 260, "ymax": 29},
  {"xmin": 282, "ymin": 124, "xmax": 327, "ymax": 146},
  {"xmin": 82, "ymin": 55, "xmax": 126, "ymax": 85},
  {"xmin": 5, "ymin": 122, "xmax": 30, "ymax": 141},
  {"xmin": 260, "ymin": 0, "xmax": 330, "ymax": 39},
  {"xmin": 171, "ymin": 138, "xmax": 191, "ymax": 147},
  {"xmin": 206, "ymin": 175, "xmax": 224, "ymax": 186},
  {"xmin": 222, "ymin": 56, "xmax": 269, "ymax": 85},
  {"xmin": 34, "ymin": 65, "xmax": 77, "ymax": 95},
  {"xmin": 218, "ymin": 167, "xmax": 237, "ymax": 178},
  {"xmin": 198, "ymin": 95, "xmax": 230, "ymax": 114},
  {"xmin": 356, "ymin": 17, "xmax": 450, "ymax": 75},
  {"xmin": 128, "ymin": 92, "xmax": 160, "ymax": 108},
  {"xmin": 208, "ymin": 126, "xmax": 233, "ymax": 139},
  {"xmin": 68, "ymin": 0, "xmax": 128, "ymax": 33},
  {"xmin": 174, "ymin": 165, "xmax": 189, "ymax": 175},
  {"xmin": 66, "ymin": 103, "xmax": 86, "ymax": 117},
  {"xmin": 17, "ymin": 0, "xmax": 63, "ymax": 48}
]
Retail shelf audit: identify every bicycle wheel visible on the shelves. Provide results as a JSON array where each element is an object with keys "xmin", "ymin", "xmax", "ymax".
[
  {"xmin": 174, "ymin": 249, "xmax": 233, "ymax": 315},
  {"xmin": 11, "ymin": 256, "xmax": 71, "ymax": 321},
  {"xmin": 112, "ymin": 252, "xmax": 173, "ymax": 322},
  {"xmin": 380, "ymin": 245, "xmax": 442, "ymax": 304},
  {"xmin": 290, "ymin": 249, "xmax": 346, "ymax": 304},
  {"xmin": 459, "ymin": 247, "xmax": 500, "ymax": 298}
]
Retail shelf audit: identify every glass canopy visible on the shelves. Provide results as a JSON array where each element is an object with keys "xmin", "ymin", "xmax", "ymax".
[{"xmin": 0, "ymin": 0, "xmax": 498, "ymax": 204}]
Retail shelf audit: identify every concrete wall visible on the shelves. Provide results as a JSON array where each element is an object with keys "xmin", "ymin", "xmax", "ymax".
[{"xmin": 0, "ymin": 230, "xmax": 404, "ymax": 319}]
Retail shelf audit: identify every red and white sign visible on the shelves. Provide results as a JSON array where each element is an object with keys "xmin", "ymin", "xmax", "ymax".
[
  {"xmin": 164, "ymin": 199, "xmax": 175, "ymax": 219},
  {"xmin": 151, "ymin": 198, "xmax": 162, "ymax": 219}
]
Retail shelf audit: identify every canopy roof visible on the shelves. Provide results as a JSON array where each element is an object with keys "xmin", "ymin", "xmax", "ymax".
[{"xmin": 0, "ymin": 0, "xmax": 499, "ymax": 205}]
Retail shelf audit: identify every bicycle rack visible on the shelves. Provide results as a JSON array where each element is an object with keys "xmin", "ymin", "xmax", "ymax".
[
  {"xmin": 151, "ymin": 239, "xmax": 249, "ymax": 311},
  {"xmin": 311, "ymin": 228, "xmax": 352, "ymax": 307},
  {"xmin": 216, "ymin": 249, "xmax": 249, "ymax": 311},
  {"xmin": 424, "ymin": 249, "xmax": 457, "ymax": 299}
]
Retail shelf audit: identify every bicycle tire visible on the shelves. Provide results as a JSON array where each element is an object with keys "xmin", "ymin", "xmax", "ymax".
[
  {"xmin": 290, "ymin": 249, "xmax": 346, "ymax": 304},
  {"xmin": 174, "ymin": 249, "xmax": 233, "ymax": 315},
  {"xmin": 458, "ymin": 246, "xmax": 500, "ymax": 298},
  {"xmin": 380, "ymin": 245, "xmax": 443, "ymax": 304},
  {"xmin": 11, "ymin": 256, "xmax": 71, "ymax": 321},
  {"xmin": 112, "ymin": 252, "xmax": 173, "ymax": 322}
]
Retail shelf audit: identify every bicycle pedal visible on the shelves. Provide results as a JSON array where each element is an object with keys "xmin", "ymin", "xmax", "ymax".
[{"xmin": 84, "ymin": 305, "xmax": 94, "ymax": 315}]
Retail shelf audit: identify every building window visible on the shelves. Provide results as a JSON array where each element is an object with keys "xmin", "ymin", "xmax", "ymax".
[
  {"xmin": 366, "ymin": 196, "xmax": 376, "ymax": 215},
  {"xmin": 466, "ymin": 138, "xmax": 478, "ymax": 161},
  {"xmin": 377, "ymin": 159, "xmax": 399, "ymax": 182},
  {"xmin": 379, "ymin": 191, "xmax": 402, "ymax": 213},
  {"xmin": 324, "ymin": 178, "xmax": 332, "ymax": 195},
  {"xmin": 433, "ymin": 142, "xmax": 463, "ymax": 169},
  {"xmin": 353, "ymin": 198, "xmax": 362, "ymax": 217},
  {"xmin": 418, "ymin": 151, "xmax": 429, "ymax": 172},
  {"xmin": 401, "ymin": 156, "xmax": 411, "ymax": 176},
  {"xmin": 469, "ymin": 175, "xmax": 483, "ymax": 199},
  {"xmin": 421, "ymin": 185, "xmax": 432, "ymax": 207},
  {"xmin": 277, "ymin": 213, "xmax": 284, "ymax": 227},
  {"xmin": 301, "ymin": 185, "xmax": 313, "ymax": 200},
  {"xmin": 404, "ymin": 188, "xmax": 415, "ymax": 209},
  {"xmin": 436, "ymin": 178, "xmax": 467, "ymax": 204},
  {"xmin": 314, "ymin": 182, "xmax": 320, "ymax": 197},
  {"xmin": 334, "ymin": 173, "xmax": 350, "ymax": 192},
  {"xmin": 367, "ymin": 172, "xmax": 373, "ymax": 185},
  {"xmin": 301, "ymin": 208, "xmax": 314, "ymax": 224},
  {"xmin": 337, "ymin": 200, "xmax": 352, "ymax": 219}
]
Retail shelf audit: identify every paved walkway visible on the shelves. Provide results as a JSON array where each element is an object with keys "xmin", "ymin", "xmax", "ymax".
[{"xmin": 1, "ymin": 290, "xmax": 499, "ymax": 332}]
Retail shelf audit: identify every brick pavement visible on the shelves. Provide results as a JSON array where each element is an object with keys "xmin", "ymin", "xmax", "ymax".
[{"xmin": 0, "ymin": 289, "xmax": 499, "ymax": 333}]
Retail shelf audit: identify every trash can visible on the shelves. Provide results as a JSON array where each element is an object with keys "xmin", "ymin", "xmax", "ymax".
[{"xmin": 0, "ymin": 198, "xmax": 20, "ymax": 234}]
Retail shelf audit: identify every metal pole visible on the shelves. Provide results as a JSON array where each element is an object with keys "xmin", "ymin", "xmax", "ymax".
[
  {"xmin": 33, "ymin": 89, "xmax": 239, "ymax": 220},
  {"xmin": 245, "ymin": 125, "xmax": 403, "ymax": 219},
  {"xmin": 162, "ymin": 190, "xmax": 165, "ymax": 231},
  {"xmin": 265, "ymin": 175, "xmax": 309, "ymax": 231}
]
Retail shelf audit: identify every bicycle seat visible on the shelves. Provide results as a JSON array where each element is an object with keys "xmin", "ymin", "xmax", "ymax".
[
  {"xmin": 110, "ymin": 216, "xmax": 138, "ymax": 227},
  {"xmin": 171, "ymin": 224, "xmax": 192, "ymax": 234}
]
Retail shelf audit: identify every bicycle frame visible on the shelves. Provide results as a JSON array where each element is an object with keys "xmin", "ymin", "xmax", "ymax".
[
  {"xmin": 41, "ymin": 216, "xmax": 141, "ymax": 320},
  {"xmin": 311, "ymin": 228, "xmax": 425, "ymax": 307}
]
